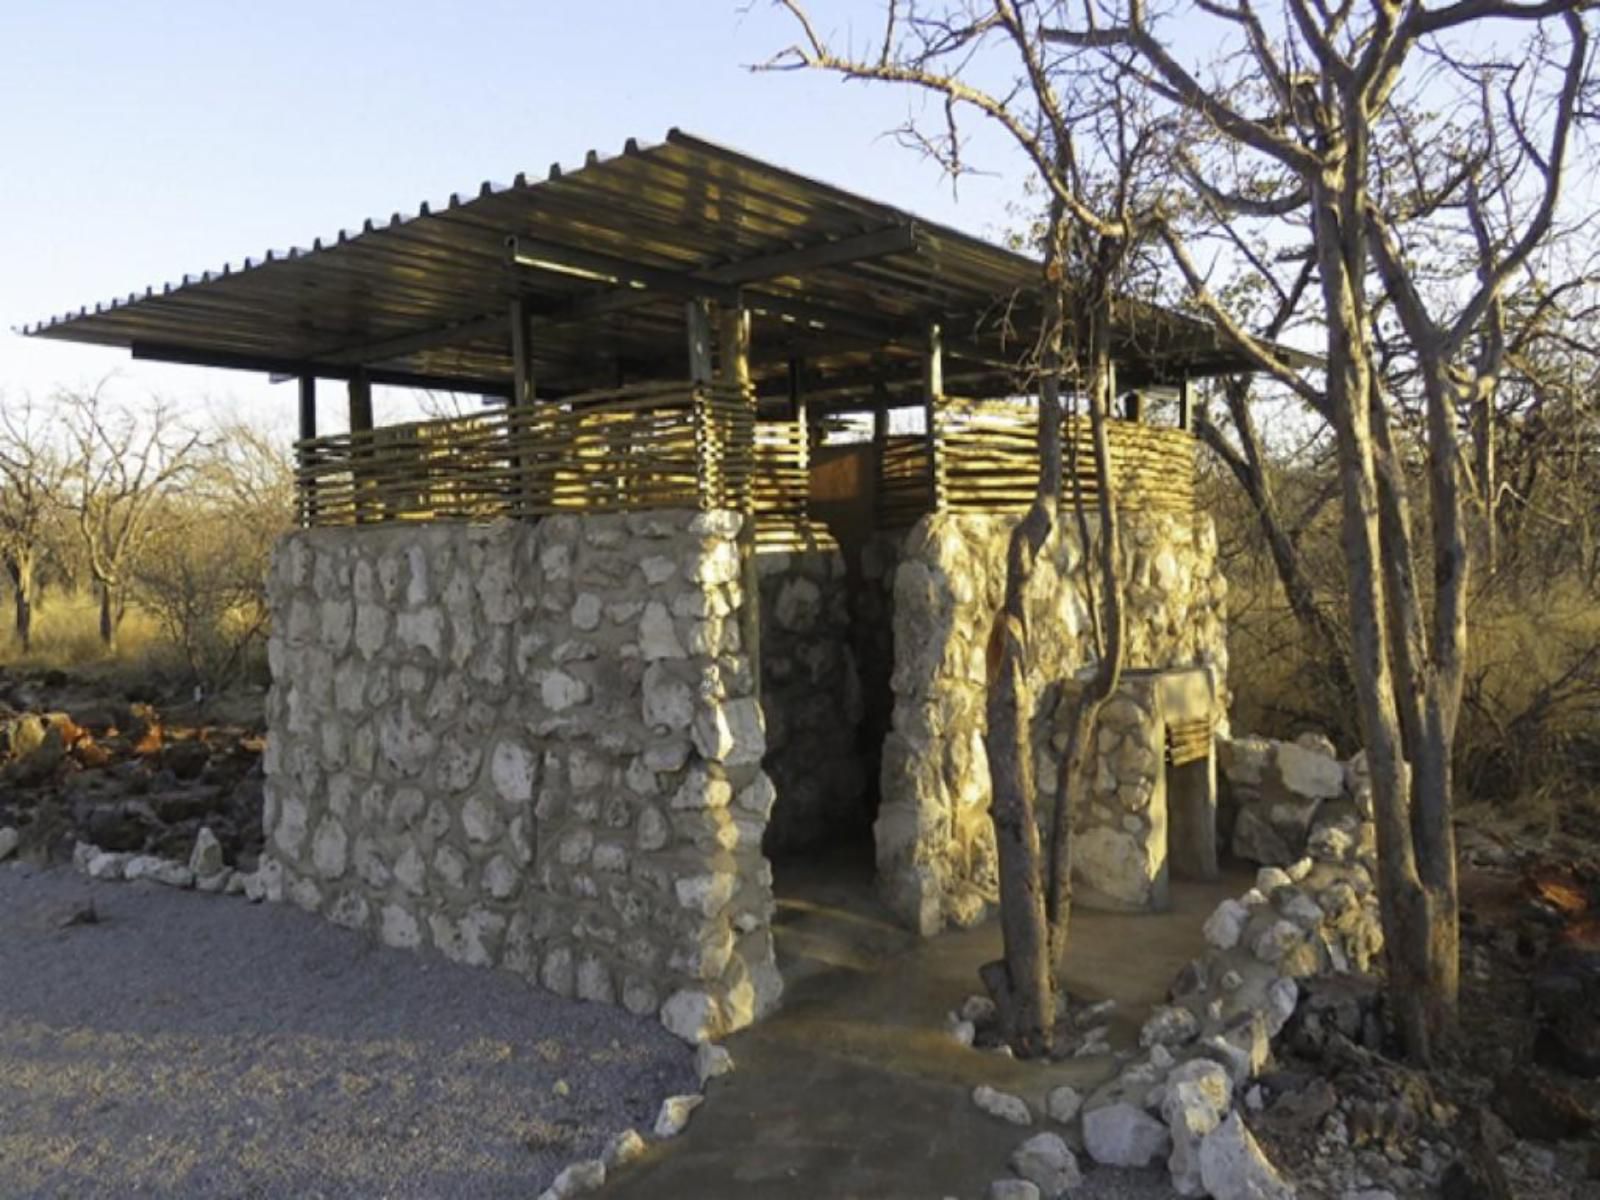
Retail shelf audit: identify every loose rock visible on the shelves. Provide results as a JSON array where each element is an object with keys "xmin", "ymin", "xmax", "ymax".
[
  {"xmin": 1009, "ymin": 1131, "xmax": 1081, "ymax": 1199},
  {"xmin": 973, "ymin": 1085, "xmax": 1033, "ymax": 1126},
  {"xmin": 1046, "ymin": 1084, "xmax": 1083, "ymax": 1125},
  {"xmin": 1083, "ymin": 1101, "xmax": 1171, "ymax": 1167},
  {"xmin": 1199, "ymin": 1113, "xmax": 1295, "ymax": 1200},
  {"xmin": 653, "ymin": 1093, "xmax": 703, "ymax": 1138}
]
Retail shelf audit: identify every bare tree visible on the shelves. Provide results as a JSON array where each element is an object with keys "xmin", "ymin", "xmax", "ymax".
[
  {"xmin": 1044, "ymin": 0, "xmax": 1592, "ymax": 1061},
  {"xmin": 58, "ymin": 387, "xmax": 206, "ymax": 652},
  {"xmin": 0, "ymin": 395, "xmax": 70, "ymax": 652},
  {"xmin": 766, "ymin": 0, "xmax": 1183, "ymax": 1053},
  {"xmin": 131, "ymin": 421, "xmax": 295, "ymax": 690}
]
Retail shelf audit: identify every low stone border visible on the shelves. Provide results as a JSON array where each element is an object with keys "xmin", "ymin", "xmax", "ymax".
[
  {"xmin": 964, "ymin": 746, "xmax": 1381, "ymax": 1199},
  {"xmin": 534, "ymin": 1037, "xmax": 736, "ymax": 1197}
]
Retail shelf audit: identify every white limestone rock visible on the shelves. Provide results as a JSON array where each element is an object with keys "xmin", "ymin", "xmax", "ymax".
[
  {"xmin": 1140, "ymin": 1005, "xmax": 1200, "ymax": 1047},
  {"xmin": 988, "ymin": 1182, "xmax": 1040, "ymax": 1200},
  {"xmin": 1075, "ymin": 826, "xmax": 1158, "ymax": 909},
  {"xmin": 311, "ymin": 818, "xmax": 349, "ymax": 879},
  {"xmin": 0, "ymin": 826, "xmax": 18, "ymax": 862},
  {"xmin": 695, "ymin": 1041, "xmax": 734, "ymax": 1084},
  {"xmin": 1199, "ymin": 1113, "xmax": 1296, "ymax": 1200},
  {"xmin": 124, "ymin": 855, "xmax": 195, "ymax": 888},
  {"xmin": 637, "ymin": 601, "xmax": 686, "ymax": 661},
  {"xmin": 490, "ymin": 738, "xmax": 537, "ymax": 802},
  {"xmin": 1083, "ymin": 1101, "xmax": 1170, "ymax": 1168},
  {"xmin": 1264, "ymin": 977, "xmax": 1300, "ymax": 1037},
  {"xmin": 961, "ymin": 993, "xmax": 998, "ymax": 1024},
  {"xmin": 1276, "ymin": 740, "xmax": 1344, "ymax": 800},
  {"xmin": 196, "ymin": 868, "xmax": 234, "ymax": 894},
  {"xmin": 538, "ymin": 669, "xmax": 591, "ymax": 713},
  {"xmin": 1162, "ymin": 1060, "xmax": 1234, "ymax": 1197},
  {"xmin": 973, "ymin": 1085, "xmax": 1033, "ymax": 1126},
  {"xmin": 1009, "ymin": 1131, "xmax": 1081, "ymax": 1199},
  {"xmin": 1046, "ymin": 1085, "xmax": 1084, "ymax": 1125},
  {"xmin": 660, "ymin": 989, "xmax": 719, "ymax": 1044},
  {"xmin": 188, "ymin": 826, "xmax": 225, "ymax": 878},
  {"xmin": 87, "ymin": 850, "xmax": 132, "ymax": 881},
  {"xmin": 602, "ymin": 1129, "xmax": 647, "ymax": 1171},
  {"xmin": 1204, "ymin": 898, "xmax": 1251, "ymax": 950},
  {"xmin": 691, "ymin": 698, "xmax": 766, "ymax": 766},
  {"xmin": 1252, "ymin": 919, "xmax": 1305, "ymax": 963},
  {"xmin": 641, "ymin": 663, "xmax": 694, "ymax": 730},
  {"xmin": 539, "ymin": 1158, "xmax": 605, "ymax": 1199},
  {"xmin": 653, "ymin": 1094, "xmax": 704, "ymax": 1138}
]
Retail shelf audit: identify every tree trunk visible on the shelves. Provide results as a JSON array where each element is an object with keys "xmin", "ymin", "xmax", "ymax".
[
  {"xmin": 983, "ymin": 500, "xmax": 1057, "ymax": 1057},
  {"xmin": 99, "ymin": 582, "xmax": 118, "ymax": 652},
  {"xmin": 1045, "ymin": 310, "xmax": 1125, "ymax": 972},
  {"xmin": 5, "ymin": 556, "xmax": 32, "ymax": 652}
]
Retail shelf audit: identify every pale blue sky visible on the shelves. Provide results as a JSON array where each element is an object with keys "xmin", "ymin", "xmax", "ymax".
[{"xmin": 0, "ymin": 2, "xmax": 1026, "ymax": 436}]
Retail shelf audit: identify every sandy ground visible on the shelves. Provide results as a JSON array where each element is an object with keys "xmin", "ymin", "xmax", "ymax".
[{"xmin": 0, "ymin": 863, "xmax": 695, "ymax": 1199}]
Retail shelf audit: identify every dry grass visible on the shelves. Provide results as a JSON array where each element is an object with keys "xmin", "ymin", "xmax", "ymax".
[
  {"xmin": 1, "ymin": 590, "xmax": 186, "ymax": 692},
  {"xmin": 1224, "ymin": 570, "xmax": 1600, "ymax": 808}
]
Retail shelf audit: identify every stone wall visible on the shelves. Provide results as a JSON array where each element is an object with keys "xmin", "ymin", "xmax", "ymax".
[
  {"xmin": 261, "ymin": 512, "xmax": 782, "ymax": 1042},
  {"xmin": 875, "ymin": 510, "xmax": 1229, "ymax": 934},
  {"xmin": 756, "ymin": 546, "xmax": 867, "ymax": 856},
  {"xmin": 1055, "ymin": 667, "xmax": 1220, "ymax": 914}
]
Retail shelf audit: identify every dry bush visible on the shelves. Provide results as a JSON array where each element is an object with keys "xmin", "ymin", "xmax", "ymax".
[{"xmin": 128, "ymin": 423, "xmax": 293, "ymax": 693}]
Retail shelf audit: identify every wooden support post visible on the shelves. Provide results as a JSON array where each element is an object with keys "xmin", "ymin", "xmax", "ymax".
[
  {"xmin": 687, "ymin": 298, "xmax": 717, "ymax": 509},
  {"xmin": 348, "ymin": 369, "xmax": 374, "ymax": 433},
  {"xmin": 298, "ymin": 374, "xmax": 317, "ymax": 527},
  {"xmin": 788, "ymin": 356, "xmax": 810, "ymax": 487},
  {"xmin": 1176, "ymin": 374, "xmax": 1193, "ymax": 432},
  {"xmin": 686, "ymin": 298, "xmax": 715, "ymax": 385},
  {"xmin": 717, "ymin": 303, "xmax": 761, "ymax": 704},
  {"xmin": 510, "ymin": 297, "xmax": 536, "ymax": 407},
  {"xmin": 509, "ymin": 298, "xmax": 536, "ymax": 517},
  {"xmin": 923, "ymin": 323, "xmax": 946, "ymax": 511},
  {"xmin": 348, "ymin": 370, "xmax": 374, "ymax": 522}
]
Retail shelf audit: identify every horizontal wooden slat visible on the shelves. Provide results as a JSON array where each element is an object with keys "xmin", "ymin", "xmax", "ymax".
[{"xmin": 294, "ymin": 382, "xmax": 757, "ymax": 526}]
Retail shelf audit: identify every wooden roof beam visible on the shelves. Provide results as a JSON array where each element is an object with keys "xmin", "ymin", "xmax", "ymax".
[
  {"xmin": 130, "ymin": 341, "xmax": 518, "ymax": 399},
  {"xmin": 317, "ymin": 224, "xmax": 925, "ymax": 371}
]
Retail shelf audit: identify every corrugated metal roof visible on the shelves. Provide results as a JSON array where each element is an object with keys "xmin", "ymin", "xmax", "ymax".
[{"xmin": 19, "ymin": 128, "xmax": 1270, "ymax": 406}]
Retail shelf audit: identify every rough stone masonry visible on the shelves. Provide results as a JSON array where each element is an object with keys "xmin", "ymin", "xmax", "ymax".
[
  {"xmin": 876, "ymin": 509, "xmax": 1229, "ymax": 935},
  {"xmin": 261, "ymin": 511, "xmax": 782, "ymax": 1042}
]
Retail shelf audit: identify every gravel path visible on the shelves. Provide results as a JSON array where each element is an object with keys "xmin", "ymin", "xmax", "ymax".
[{"xmin": 0, "ymin": 862, "xmax": 695, "ymax": 1199}]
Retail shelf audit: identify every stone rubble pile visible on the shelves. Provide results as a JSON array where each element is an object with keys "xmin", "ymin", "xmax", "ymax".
[
  {"xmin": 0, "ymin": 678, "xmax": 265, "ymax": 869},
  {"xmin": 966, "ymin": 734, "xmax": 1382, "ymax": 1197},
  {"xmin": 1219, "ymin": 732, "xmax": 1377, "ymax": 870}
]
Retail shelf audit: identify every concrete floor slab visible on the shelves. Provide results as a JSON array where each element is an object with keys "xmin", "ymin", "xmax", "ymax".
[{"xmin": 603, "ymin": 852, "xmax": 1242, "ymax": 1199}]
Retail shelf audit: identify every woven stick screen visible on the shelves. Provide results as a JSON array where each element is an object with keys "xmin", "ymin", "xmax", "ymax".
[
  {"xmin": 876, "ymin": 398, "xmax": 1196, "ymax": 527},
  {"xmin": 294, "ymin": 381, "xmax": 756, "ymax": 526}
]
